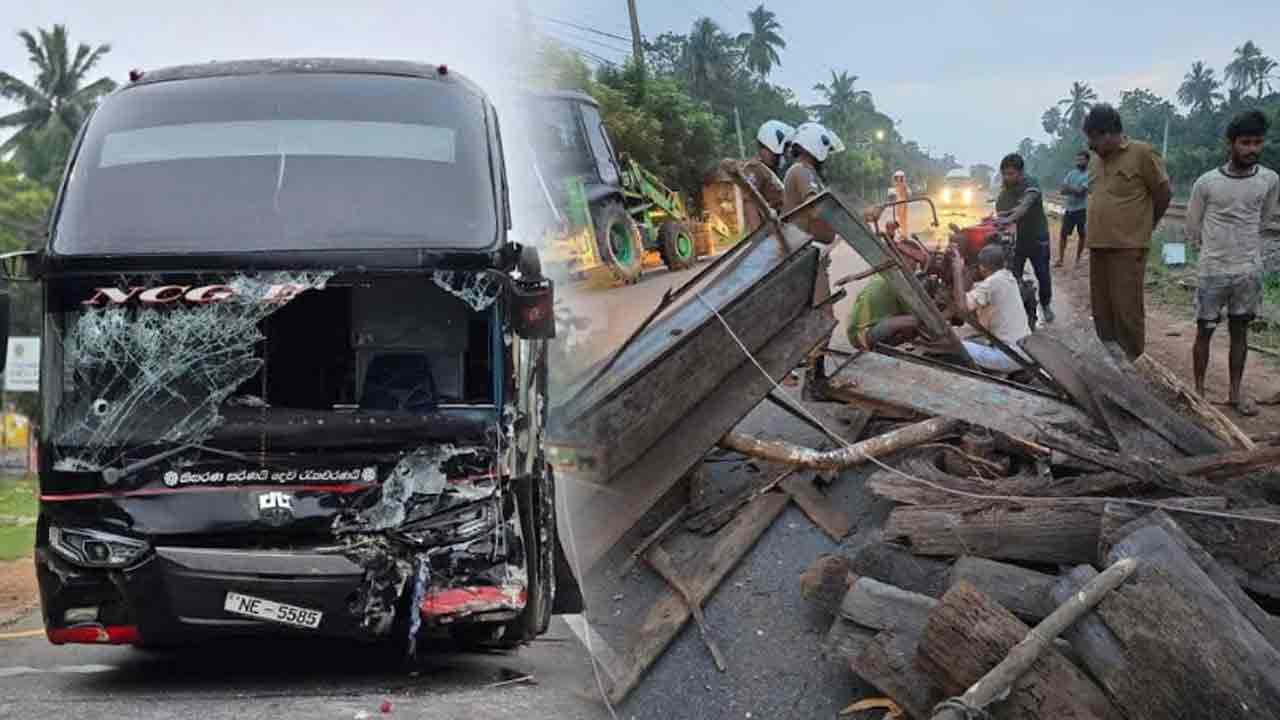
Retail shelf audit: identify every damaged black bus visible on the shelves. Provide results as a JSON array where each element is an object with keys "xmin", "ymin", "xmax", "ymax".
[{"xmin": 1, "ymin": 58, "xmax": 582, "ymax": 652}]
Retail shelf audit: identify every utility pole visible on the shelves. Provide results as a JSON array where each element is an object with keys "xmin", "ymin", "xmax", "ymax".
[
  {"xmin": 626, "ymin": 0, "xmax": 645, "ymax": 71},
  {"xmin": 1161, "ymin": 116, "xmax": 1170, "ymax": 157},
  {"xmin": 734, "ymin": 106, "xmax": 747, "ymax": 158}
]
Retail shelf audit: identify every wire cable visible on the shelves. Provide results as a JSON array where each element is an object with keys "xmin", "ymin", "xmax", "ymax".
[{"xmin": 692, "ymin": 290, "xmax": 1280, "ymax": 528}]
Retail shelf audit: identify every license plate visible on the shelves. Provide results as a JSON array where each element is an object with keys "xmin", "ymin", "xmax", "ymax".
[{"xmin": 223, "ymin": 591, "xmax": 323, "ymax": 629}]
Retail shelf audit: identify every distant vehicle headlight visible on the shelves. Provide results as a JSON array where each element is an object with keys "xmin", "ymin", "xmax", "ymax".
[
  {"xmin": 49, "ymin": 526, "xmax": 150, "ymax": 568},
  {"xmin": 963, "ymin": 188, "xmax": 974, "ymax": 204},
  {"xmin": 942, "ymin": 188, "xmax": 953, "ymax": 203}
]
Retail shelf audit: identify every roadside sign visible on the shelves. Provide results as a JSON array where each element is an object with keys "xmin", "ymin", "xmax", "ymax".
[{"xmin": 4, "ymin": 337, "xmax": 40, "ymax": 392}]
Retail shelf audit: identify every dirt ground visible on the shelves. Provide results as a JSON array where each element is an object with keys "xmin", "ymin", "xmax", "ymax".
[
  {"xmin": 1051, "ymin": 248, "xmax": 1280, "ymax": 436},
  {"xmin": 0, "ymin": 557, "xmax": 37, "ymax": 627}
]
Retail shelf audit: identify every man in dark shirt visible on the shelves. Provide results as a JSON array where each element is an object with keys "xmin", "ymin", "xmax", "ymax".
[{"xmin": 995, "ymin": 152, "xmax": 1054, "ymax": 324}]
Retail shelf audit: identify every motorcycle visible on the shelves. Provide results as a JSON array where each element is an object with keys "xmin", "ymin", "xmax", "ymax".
[{"xmin": 937, "ymin": 216, "xmax": 1039, "ymax": 332}]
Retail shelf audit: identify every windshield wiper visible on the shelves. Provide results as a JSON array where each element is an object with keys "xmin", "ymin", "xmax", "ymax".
[{"xmin": 102, "ymin": 443, "xmax": 263, "ymax": 486}]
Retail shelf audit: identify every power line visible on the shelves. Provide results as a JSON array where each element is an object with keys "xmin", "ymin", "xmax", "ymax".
[
  {"xmin": 537, "ymin": 21, "xmax": 633, "ymax": 54},
  {"xmin": 538, "ymin": 31, "xmax": 620, "ymax": 68},
  {"xmin": 534, "ymin": 14, "xmax": 633, "ymax": 44}
]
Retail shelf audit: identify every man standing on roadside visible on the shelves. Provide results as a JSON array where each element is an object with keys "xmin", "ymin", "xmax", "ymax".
[
  {"xmin": 1185, "ymin": 110, "xmax": 1280, "ymax": 417},
  {"xmin": 892, "ymin": 170, "xmax": 911, "ymax": 239},
  {"xmin": 737, "ymin": 120, "xmax": 793, "ymax": 233},
  {"xmin": 995, "ymin": 153, "xmax": 1055, "ymax": 323},
  {"xmin": 1083, "ymin": 104, "xmax": 1172, "ymax": 359},
  {"xmin": 1058, "ymin": 150, "xmax": 1090, "ymax": 266}
]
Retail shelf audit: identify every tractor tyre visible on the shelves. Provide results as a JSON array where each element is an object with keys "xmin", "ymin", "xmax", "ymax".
[
  {"xmin": 592, "ymin": 201, "xmax": 644, "ymax": 284},
  {"xmin": 658, "ymin": 220, "xmax": 697, "ymax": 271}
]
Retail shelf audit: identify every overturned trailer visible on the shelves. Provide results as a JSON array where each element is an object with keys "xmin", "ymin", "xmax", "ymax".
[
  {"xmin": 548, "ymin": 189, "xmax": 961, "ymax": 572},
  {"xmin": 6, "ymin": 58, "xmax": 581, "ymax": 651}
]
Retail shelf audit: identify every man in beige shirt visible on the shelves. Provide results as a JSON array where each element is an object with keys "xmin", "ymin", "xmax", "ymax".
[{"xmin": 1083, "ymin": 104, "xmax": 1172, "ymax": 359}]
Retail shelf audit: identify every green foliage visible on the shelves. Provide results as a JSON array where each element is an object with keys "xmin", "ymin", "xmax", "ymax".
[
  {"xmin": 0, "ymin": 160, "xmax": 51, "ymax": 252},
  {"xmin": 0, "ymin": 474, "xmax": 36, "ymax": 562},
  {"xmin": 1, "ymin": 24, "xmax": 117, "ymax": 189},
  {"xmin": 534, "ymin": 6, "xmax": 949, "ymax": 206},
  {"xmin": 1028, "ymin": 43, "xmax": 1280, "ymax": 199}
]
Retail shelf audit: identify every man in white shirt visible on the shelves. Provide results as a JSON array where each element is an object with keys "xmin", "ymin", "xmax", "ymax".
[
  {"xmin": 951, "ymin": 244, "xmax": 1033, "ymax": 373},
  {"xmin": 1184, "ymin": 110, "xmax": 1280, "ymax": 416}
]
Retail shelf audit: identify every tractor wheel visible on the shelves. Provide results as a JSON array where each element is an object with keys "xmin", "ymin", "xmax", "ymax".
[
  {"xmin": 658, "ymin": 220, "xmax": 697, "ymax": 271},
  {"xmin": 592, "ymin": 201, "xmax": 644, "ymax": 284}
]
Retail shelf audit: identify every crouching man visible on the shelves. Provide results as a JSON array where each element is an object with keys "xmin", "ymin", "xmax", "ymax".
[
  {"xmin": 846, "ymin": 238, "xmax": 931, "ymax": 350},
  {"xmin": 950, "ymin": 244, "xmax": 1032, "ymax": 373}
]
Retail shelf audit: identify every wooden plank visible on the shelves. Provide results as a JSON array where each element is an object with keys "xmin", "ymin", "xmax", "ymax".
[
  {"xmin": 1094, "ymin": 392, "xmax": 1184, "ymax": 462},
  {"xmin": 919, "ymin": 581, "xmax": 1122, "ymax": 720},
  {"xmin": 1019, "ymin": 332, "xmax": 1105, "ymax": 424},
  {"xmin": 560, "ymin": 242, "xmax": 821, "ymax": 482},
  {"xmin": 1096, "ymin": 509, "xmax": 1280, "ymax": 647},
  {"xmin": 884, "ymin": 497, "xmax": 1228, "ymax": 565},
  {"xmin": 565, "ymin": 306, "xmax": 836, "ymax": 573},
  {"xmin": 604, "ymin": 492, "xmax": 790, "ymax": 704},
  {"xmin": 782, "ymin": 473, "xmax": 852, "ymax": 540},
  {"xmin": 1053, "ymin": 527, "xmax": 1280, "ymax": 720},
  {"xmin": 1133, "ymin": 354, "xmax": 1255, "ymax": 451},
  {"xmin": 824, "ymin": 351, "xmax": 1103, "ymax": 444},
  {"xmin": 1098, "ymin": 502, "xmax": 1280, "ymax": 600},
  {"xmin": 1036, "ymin": 324, "xmax": 1228, "ymax": 456}
]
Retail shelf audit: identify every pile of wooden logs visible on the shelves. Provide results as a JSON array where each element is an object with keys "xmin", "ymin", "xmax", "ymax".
[{"xmin": 787, "ymin": 328, "xmax": 1280, "ymax": 719}]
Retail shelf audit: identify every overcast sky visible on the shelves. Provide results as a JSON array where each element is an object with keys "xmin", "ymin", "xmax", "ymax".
[{"xmin": 4, "ymin": 1, "xmax": 1279, "ymax": 168}]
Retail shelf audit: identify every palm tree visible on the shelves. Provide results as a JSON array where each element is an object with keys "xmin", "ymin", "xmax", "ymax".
[
  {"xmin": 0, "ymin": 25, "xmax": 116, "ymax": 177},
  {"xmin": 682, "ymin": 18, "xmax": 737, "ymax": 99},
  {"xmin": 1224, "ymin": 40, "xmax": 1277, "ymax": 98},
  {"xmin": 737, "ymin": 4, "xmax": 785, "ymax": 79},
  {"xmin": 1041, "ymin": 106, "xmax": 1064, "ymax": 137},
  {"xmin": 1177, "ymin": 61, "xmax": 1223, "ymax": 113},
  {"xmin": 812, "ymin": 70, "xmax": 872, "ymax": 127},
  {"xmin": 1255, "ymin": 57, "xmax": 1278, "ymax": 98},
  {"xmin": 1057, "ymin": 82, "xmax": 1098, "ymax": 131}
]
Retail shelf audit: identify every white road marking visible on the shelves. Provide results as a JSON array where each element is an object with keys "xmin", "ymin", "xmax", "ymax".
[{"xmin": 0, "ymin": 664, "xmax": 116, "ymax": 678}]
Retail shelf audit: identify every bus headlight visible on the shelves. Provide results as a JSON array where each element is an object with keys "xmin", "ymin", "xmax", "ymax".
[
  {"xmin": 942, "ymin": 188, "xmax": 953, "ymax": 203},
  {"xmin": 963, "ymin": 188, "xmax": 974, "ymax": 204},
  {"xmin": 48, "ymin": 526, "xmax": 151, "ymax": 568}
]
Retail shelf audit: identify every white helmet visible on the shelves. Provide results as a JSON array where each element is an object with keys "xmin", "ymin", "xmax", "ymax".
[
  {"xmin": 756, "ymin": 120, "xmax": 795, "ymax": 155},
  {"xmin": 791, "ymin": 122, "xmax": 844, "ymax": 163},
  {"xmin": 893, "ymin": 169, "xmax": 906, "ymax": 181}
]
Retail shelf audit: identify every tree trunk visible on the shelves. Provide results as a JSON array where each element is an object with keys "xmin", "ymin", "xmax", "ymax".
[
  {"xmin": 854, "ymin": 628, "xmax": 945, "ymax": 720},
  {"xmin": 800, "ymin": 554, "xmax": 855, "ymax": 613},
  {"xmin": 1098, "ymin": 501, "xmax": 1280, "ymax": 600},
  {"xmin": 948, "ymin": 556, "xmax": 1058, "ymax": 623},
  {"xmin": 885, "ymin": 498, "xmax": 1226, "ymax": 565},
  {"xmin": 1096, "ymin": 508, "xmax": 1280, "ymax": 647},
  {"xmin": 919, "ymin": 582, "xmax": 1123, "ymax": 720},
  {"xmin": 847, "ymin": 542, "xmax": 952, "ymax": 598},
  {"xmin": 1051, "ymin": 525, "xmax": 1280, "ymax": 720},
  {"xmin": 719, "ymin": 417, "xmax": 961, "ymax": 470}
]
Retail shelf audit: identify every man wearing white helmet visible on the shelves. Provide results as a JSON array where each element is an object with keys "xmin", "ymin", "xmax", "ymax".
[
  {"xmin": 782, "ymin": 122, "xmax": 844, "ymax": 216},
  {"xmin": 738, "ymin": 119, "xmax": 794, "ymax": 233}
]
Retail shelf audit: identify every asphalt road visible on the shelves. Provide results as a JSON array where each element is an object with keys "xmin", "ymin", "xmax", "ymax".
[{"xmin": 0, "ymin": 615, "xmax": 607, "ymax": 720}]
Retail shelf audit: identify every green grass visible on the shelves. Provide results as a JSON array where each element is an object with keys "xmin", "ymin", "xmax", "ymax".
[{"xmin": 0, "ymin": 474, "xmax": 37, "ymax": 562}]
